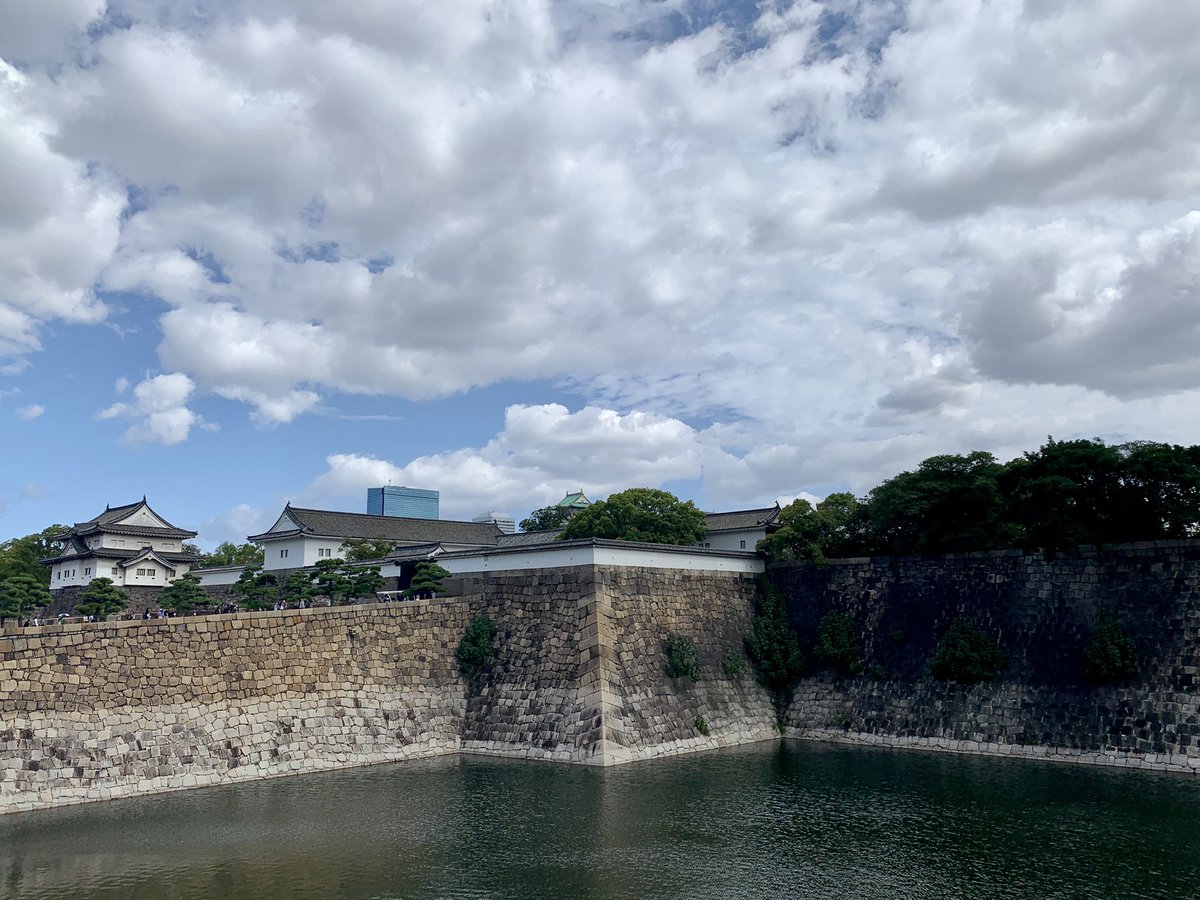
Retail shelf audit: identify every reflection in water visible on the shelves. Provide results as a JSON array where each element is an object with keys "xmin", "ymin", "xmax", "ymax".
[{"xmin": 2, "ymin": 742, "xmax": 1198, "ymax": 899}]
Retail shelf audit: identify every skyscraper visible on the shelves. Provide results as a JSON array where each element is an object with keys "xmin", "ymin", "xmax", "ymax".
[{"xmin": 366, "ymin": 486, "xmax": 440, "ymax": 519}]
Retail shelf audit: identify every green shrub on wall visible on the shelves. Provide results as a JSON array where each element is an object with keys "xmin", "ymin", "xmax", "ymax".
[
  {"xmin": 1083, "ymin": 613, "xmax": 1137, "ymax": 684},
  {"xmin": 721, "ymin": 646, "xmax": 747, "ymax": 677},
  {"xmin": 815, "ymin": 610, "xmax": 863, "ymax": 675},
  {"xmin": 664, "ymin": 633, "xmax": 701, "ymax": 681},
  {"xmin": 745, "ymin": 580, "xmax": 805, "ymax": 695},
  {"xmin": 456, "ymin": 615, "xmax": 497, "ymax": 677},
  {"xmin": 930, "ymin": 618, "xmax": 1005, "ymax": 683}
]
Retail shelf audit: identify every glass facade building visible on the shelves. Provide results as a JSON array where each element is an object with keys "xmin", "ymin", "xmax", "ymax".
[{"xmin": 366, "ymin": 486, "xmax": 440, "ymax": 519}]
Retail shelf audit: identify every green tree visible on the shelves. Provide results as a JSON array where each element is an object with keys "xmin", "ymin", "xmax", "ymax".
[
  {"xmin": 233, "ymin": 566, "xmax": 279, "ymax": 611},
  {"xmin": 158, "ymin": 574, "xmax": 209, "ymax": 615},
  {"xmin": 930, "ymin": 619, "xmax": 1005, "ymax": 683},
  {"xmin": 759, "ymin": 493, "xmax": 867, "ymax": 562},
  {"xmin": 312, "ymin": 558, "xmax": 353, "ymax": 605},
  {"xmin": 815, "ymin": 610, "xmax": 862, "ymax": 675},
  {"xmin": 75, "ymin": 577, "xmax": 129, "ymax": 620},
  {"xmin": 349, "ymin": 565, "xmax": 385, "ymax": 601},
  {"xmin": 0, "ymin": 525, "xmax": 67, "ymax": 586},
  {"xmin": 867, "ymin": 451, "xmax": 1016, "ymax": 555},
  {"xmin": 1005, "ymin": 438, "xmax": 1124, "ymax": 554},
  {"xmin": 0, "ymin": 574, "xmax": 51, "ymax": 623},
  {"xmin": 406, "ymin": 562, "xmax": 450, "ymax": 599},
  {"xmin": 341, "ymin": 539, "xmax": 397, "ymax": 562},
  {"xmin": 557, "ymin": 488, "xmax": 707, "ymax": 545},
  {"xmin": 197, "ymin": 541, "xmax": 264, "ymax": 568},
  {"xmin": 278, "ymin": 571, "xmax": 315, "ymax": 606},
  {"xmin": 744, "ymin": 580, "xmax": 805, "ymax": 697},
  {"xmin": 1112, "ymin": 441, "xmax": 1200, "ymax": 540},
  {"xmin": 518, "ymin": 506, "xmax": 573, "ymax": 532}
]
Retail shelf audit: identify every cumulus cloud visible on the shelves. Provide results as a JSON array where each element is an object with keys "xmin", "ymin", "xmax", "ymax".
[
  {"xmin": 15, "ymin": 403, "xmax": 45, "ymax": 420},
  {"xmin": 1, "ymin": 0, "xmax": 1197, "ymax": 490},
  {"xmin": 305, "ymin": 403, "xmax": 731, "ymax": 518},
  {"xmin": 98, "ymin": 372, "xmax": 207, "ymax": 446}
]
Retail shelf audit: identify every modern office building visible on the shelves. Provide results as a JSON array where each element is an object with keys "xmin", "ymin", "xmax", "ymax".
[
  {"xmin": 473, "ymin": 511, "xmax": 516, "ymax": 534},
  {"xmin": 366, "ymin": 486, "xmax": 440, "ymax": 519}
]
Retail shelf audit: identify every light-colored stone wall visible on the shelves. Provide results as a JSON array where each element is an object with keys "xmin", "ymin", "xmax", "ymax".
[
  {"xmin": 2, "ymin": 564, "xmax": 777, "ymax": 813},
  {"xmin": 1, "ymin": 600, "xmax": 473, "ymax": 813}
]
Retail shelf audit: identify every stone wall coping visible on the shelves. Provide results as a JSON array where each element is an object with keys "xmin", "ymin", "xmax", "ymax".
[{"xmin": 0, "ymin": 595, "xmax": 479, "ymax": 637}]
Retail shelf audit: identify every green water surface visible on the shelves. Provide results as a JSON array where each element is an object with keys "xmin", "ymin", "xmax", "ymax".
[{"xmin": 2, "ymin": 741, "xmax": 1198, "ymax": 899}]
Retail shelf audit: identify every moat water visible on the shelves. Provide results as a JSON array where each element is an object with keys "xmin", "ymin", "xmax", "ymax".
[{"xmin": 2, "ymin": 741, "xmax": 1198, "ymax": 899}]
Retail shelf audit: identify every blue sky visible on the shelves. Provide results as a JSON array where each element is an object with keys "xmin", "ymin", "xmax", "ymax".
[{"xmin": 2, "ymin": 0, "xmax": 1198, "ymax": 548}]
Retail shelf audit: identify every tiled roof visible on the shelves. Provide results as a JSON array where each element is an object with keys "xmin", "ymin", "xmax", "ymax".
[
  {"xmin": 42, "ymin": 547, "xmax": 201, "ymax": 565},
  {"xmin": 249, "ymin": 505, "xmax": 503, "ymax": 546},
  {"xmin": 553, "ymin": 491, "xmax": 591, "ymax": 509},
  {"xmin": 55, "ymin": 499, "xmax": 197, "ymax": 539},
  {"xmin": 704, "ymin": 505, "xmax": 781, "ymax": 533},
  {"xmin": 497, "ymin": 530, "xmax": 562, "ymax": 547},
  {"xmin": 385, "ymin": 543, "xmax": 446, "ymax": 562}
]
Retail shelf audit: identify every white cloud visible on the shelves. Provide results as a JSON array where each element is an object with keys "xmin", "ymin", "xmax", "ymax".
[
  {"xmin": 3, "ymin": 0, "xmax": 1199, "ymax": 493},
  {"xmin": 305, "ymin": 403, "xmax": 726, "ymax": 519},
  {"xmin": 98, "ymin": 372, "xmax": 206, "ymax": 446},
  {"xmin": 15, "ymin": 403, "xmax": 45, "ymax": 420}
]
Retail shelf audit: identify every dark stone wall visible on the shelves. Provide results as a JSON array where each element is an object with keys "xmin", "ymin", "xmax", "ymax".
[{"xmin": 772, "ymin": 540, "xmax": 1200, "ymax": 771}]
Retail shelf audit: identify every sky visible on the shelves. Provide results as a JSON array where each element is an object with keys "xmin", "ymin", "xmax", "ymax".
[{"xmin": 1, "ymin": 0, "xmax": 1198, "ymax": 549}]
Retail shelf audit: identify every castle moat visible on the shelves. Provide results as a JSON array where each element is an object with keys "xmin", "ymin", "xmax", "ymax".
[{"xmin": 3, "ymin": 741, "xmax": 1197, "ymax": 899}]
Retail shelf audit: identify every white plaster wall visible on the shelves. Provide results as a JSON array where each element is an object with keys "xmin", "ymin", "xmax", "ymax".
[
  {"xmin": 703, "ymin": 529, "xmax": 764, "ymax": 553},
  {"xmin": 194, "ymin": 567, "xmax": 248, "ymax": 586},
  {"xmin": 261, "ymin": 537, "xmax": 317, "ymax": 571},
  {"xmin": 439, "ymin": 544, "xmax": 764, "ymax": 576}
]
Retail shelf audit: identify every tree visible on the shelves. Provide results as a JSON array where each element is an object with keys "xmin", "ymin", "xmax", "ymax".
[
  {"xmin": 759, "ymin": 493, "xmax": 867, "ymax": 562},
  {"xmin": 1111, "ymin": 442, "xmax": 1200, "ymax": 541},
  {"xmin": 0, "ymin": 574, "xmax": 51, "ymax": 623},
  {"xmin": 557, "ymin": 488, "xmax": 707, "ymax": 545},
  {"xmin": 341, "ymin": 539, "xmax": 397, "ymax": 562},
  {"xmin": 406, "ymin": 562, "xmax": 450, "ymax": 599},
  {"xmin": 312, "ymin": 558, "xmax": 353, "ymax": 605},
  {"xmin": 866, "ymin": 452, "xmax": 1016, "ymax": 555},
  {"xmin": 197, "ymin": 541, "xmax": 264, "ymax": 568},
  {"xmin": 349, "ymin": 565, "xmax": 385, "ymax": 601},
  {"xmin": 518, "ymin": 506, "xmax": 573, "ymax": 532},
  {"xmin": 278, "ymin": 571, "xmax": 315, "ymax": 606},
  {"xmin": 74, "ymin": 577, "xmax": 129, "ymax": 620},
  {"xmin": 158, "ymin": 574, "xmax": 209, "ymax": 615},
  {"xmin": 233, "ymin": 566, "xmax": 279, "ymax": 611},
  {"xmin": 0, "ymin": 525, "xmax": 67, "ymax": 586},
  {"xmin": 1005, "ymin": 438, "xmax": 1124, "ymax": 554}
]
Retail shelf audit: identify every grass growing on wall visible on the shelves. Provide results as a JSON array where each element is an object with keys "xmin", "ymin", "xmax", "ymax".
[{"xmin": 664, "ymin": 633, "xmax": 701, "ymax": 681}]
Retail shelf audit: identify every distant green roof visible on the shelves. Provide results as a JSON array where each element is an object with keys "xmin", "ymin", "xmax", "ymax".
[{"xmin": 553, "ymin": 491, "xmax": 592, "ymax": 509}]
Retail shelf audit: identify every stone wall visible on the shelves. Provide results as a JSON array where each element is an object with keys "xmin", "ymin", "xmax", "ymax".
[
  {"xmin": 1, "ymin": 600, "xmax": 473, "ymax": 813},
  {"xmin": 595, "ymin": 567, "xmax": 778, "ymax": 763},
  {"xmin": 2, "ymin": 564, "xmax": 775, "ymax": 813},
  {"xmin": 459, "ymin": 566, "xmax": 777, "ymax": 765},
  {"xmin": 773, "ymin": 540, "xmax": 1200, "ymax": 773}
]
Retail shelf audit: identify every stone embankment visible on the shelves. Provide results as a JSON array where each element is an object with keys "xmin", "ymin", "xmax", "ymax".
[
  {"xmin": 773, "ymin": 539, "xmax": 1200, "ymax": 773},
  {"xmin": 1, "ymin": 566, "xmax": 777, "ymax": 814}
]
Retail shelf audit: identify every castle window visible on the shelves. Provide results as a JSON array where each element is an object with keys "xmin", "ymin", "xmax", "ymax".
[
  {"xmin": 111, "ymin": 567, "xmax": 119, "ymax": 576},
  {"xmin": 281, "ymin": 549, "xmax": 289, "ymax": 559},
  {"xmin": 136, "ymin": 568, "xmax": 147, "ymax": 576},
  {"xmin": 740, "ymin": 540, "xmax": 746, "ymax": 549},
  {"xmin": 84, "ymin": 567, "xmax": 91, "ymax": 576}
]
